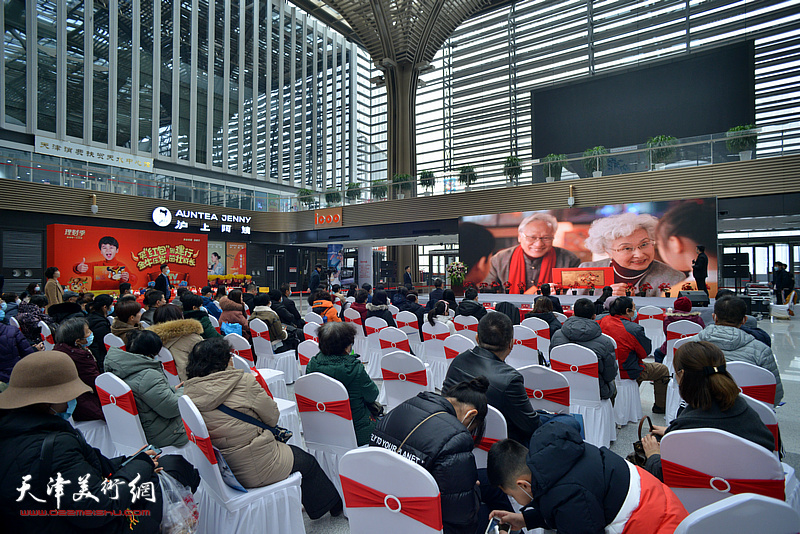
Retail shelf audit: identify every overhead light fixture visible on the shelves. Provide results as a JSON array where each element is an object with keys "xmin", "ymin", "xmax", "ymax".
[{"xmin": 90, "ymin": 194, "xmax": 98, "ymax": 214}]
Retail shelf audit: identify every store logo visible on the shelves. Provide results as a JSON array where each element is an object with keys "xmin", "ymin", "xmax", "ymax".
[
  {"xmin": 314, "ymin": 208, "xmax": 343, "ymax": 228},
  {"xmin": 152, "ymin": 207, "xmax": 172, "ymax": 227}
]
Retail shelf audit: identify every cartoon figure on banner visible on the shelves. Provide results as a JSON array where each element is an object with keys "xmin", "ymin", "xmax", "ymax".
[{"xmin": 74, "ymin": 236, "xmax": 138, "ymax": 291}]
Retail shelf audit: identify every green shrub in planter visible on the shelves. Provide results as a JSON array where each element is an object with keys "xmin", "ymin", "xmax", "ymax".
[
  {"xmin": 346, "ymin": 182, "xmax": 361, "ymax": 201},
  {"xmin": 419, "ymin": 170, "xmax": 435, "ymax": 191},
  {"xmin": 726, "ymin": 124, "xmax": 757, "ymax": 153},
  {"xmin": 325, "ymin": 188, "xmax": 341, "ymax": 205},
  {"xmin": 583, "ymin": 146, "xmax": 609, "ymax": 175},
  {"xmin": 371, "ymin": 179, "xmax": 388, "ymax": 200},
  {"xmin": 392, "ymin": 173, "xmax": 413, "ymax": 195},
  {"xmin": 646, "ymin": 135, "xmax": 677, "ymax": 164},
  {"xmin": 297, "ymin": 188, "xmax": 315, "ymax": 207},
  {"xmin": 458, "ymin": 165, "xmax": 478, "ymax": 186},
  {"xmin": 542, "ymin": 153, "xmax": 566, "ymax": 180},
  {"xmin": 504, "ymin": 156, "xmax": 522, "ymax": 183}
]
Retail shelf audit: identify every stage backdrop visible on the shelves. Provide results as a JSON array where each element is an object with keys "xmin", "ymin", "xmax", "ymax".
[
  {"xmin": 47, "ymin": 224, "xmax": 208, "ymax": 294},
  {"xmin": 460, "ymin": 198, "xmax": 718, "ymax": 297}
]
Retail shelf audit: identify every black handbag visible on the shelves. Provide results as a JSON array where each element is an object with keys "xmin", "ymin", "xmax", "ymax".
[
  {"xmin": 216, "ymin": 404, "xmax": 293, "ymax": 443},
  {"xmin": 627, "ymin": 416, "xmax": 658, "ymax": 467}
]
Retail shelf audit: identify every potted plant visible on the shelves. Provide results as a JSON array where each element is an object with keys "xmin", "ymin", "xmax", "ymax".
[
  {"xmin": 570, "ymin": 282, "xmax": 579, "ymax": 295},
  {"xmin": 542, "ymin": 153, "xmax": 566, "ymax": 182},
  {"xmin": 517, "ymin": 282, "xmax": 527, "ymax": 294},
  {"xmin": 587, "ymin": 282, "xmax": 595, "ymax": 296},
  {"xmin": 638, "ymin": 282, "xmax": 652, "ymax": 297},
  {"xmin": 345, "ymin": 182, "xmax": 361, "ymax": 203},
  {"xmin": 625, "ymin": 283, "xmax": 635, "ymax": 296},
  {"xmin": 391, "ymin": 173, "xmax": 413, "ymax": 198},
  {"xmin": 297, "ymin": 188, "xmax": 316, "ymax": 209},
  {"xmin": 504, "ymin": 156, "xmax": 523, "ymax": 185},
  {"xmin": 682, "ymin": 282, "xmax": 694, "ymax": 291},
  {"xmin": 479, "ymin": 282, "xmax": 490, "ymax": 293},
  {"xmin": 503, "ymin": 281, "xmax": 511, "ymax": 294},
  {"xmin": 325, "ymin": 188, "xmax": 341, "ymax": 206},
  {"xmin": 447, "ymin": 261, "xmax": 468, "ymax": 296},
  {"xmin": 371, "ymin": 179, "xmax": 387, "ymax": 200},
  {"xmin": 458, "ymin": 165, "xmax": 478, "ymax": 191},
  {"xmin": 646, "ymin": 135, "xmax": 677, "ymax": 170},
  {"xmin": 659, "ymin": 282, "xmax": 672, "ymax": 298},
  {"xmin": 726, "ymin": 124, "xmax": 757, "ymax": 160},
  {"xmin": 583, "ymin": 146, "xmax": 609, "ymax": 177},
  {"xmin": 491, "ymin": 281, "xmax": 502, "ymax": 294},
  {"xmin": 419, "ymin": 170, "xmax": 435, "ymax": 195}
]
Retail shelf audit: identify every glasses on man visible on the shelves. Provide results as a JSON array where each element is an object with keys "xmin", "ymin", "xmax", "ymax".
[
  {"xmin": 520, "ymin": 234, "xmax": 554, "ymax": 243},
  {"xmin": 612, "ymin": 240, "xmax": 655, "ymax": 255}
]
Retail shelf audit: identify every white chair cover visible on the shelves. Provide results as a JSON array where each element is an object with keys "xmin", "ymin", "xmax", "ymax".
[
  {"xmin": 637, "ymin": 305, "xmax": 665, "ymax": 355},
  {"xmin": 107, "ymin": 315, "xmax": 115, "ymax": 326},
  {"xmin": 614, "ymin": 374, "xmax": 643, "ymax": 425},
  {"xmin": 103, "ymin": 332, "xmax": 126, "ymax": 352},
  {"xmin": 71, "ymin": 419, "xmax": 118, "ymax": 457},
  {"xmin": 666, "ymin": 337, "xmax": 692, "ymax": 424},
  {"xmin": 249, "ymin": 318, "xmax": 300, "ymax": 385},
  {"xmin": 343, "ymin": 307, "xmax": 369, "ymax": 357},
  {"xmin": 452, "ymin": 315, "xmax": 479, "ymax": 343},
  {"xmin": 178, "ymin": 396, "xmax": 306, "ymax": 534},
  {"xmin": 673, "ymin": 493, "xmax": 800, "ymax": 534},
  {"xmin": 231, "ymin": 355, "xmax": 288, "ymax": 400},
  {"xmin": 208, "ymin": 315, "xmax": 221, "ymax": 334},
  {"xmin": 553, "ymin": 312, "xmax": 567, "ymax": 324},
  {"xmin": 420, "ymin": 321, "xmax": 451, "ymax": 390},
  {"xmin": 96, "ymin": 372, "xmax": 148, "ymax": 456},
  {"xmin": 378, "ymin": 351, "xmax": 433, "ymax": 411},
  {"xmin": 305, "ymin": 312, "xmax": 324, "ymax": 325},
  {"xmin": 364, "ymin": 317, "xmax": 389, "ymax": 379},
  {"xmin": 139, "ymin": 320, "xmax": 150, "ymax": 328},
  {"xmin": 442, "ymin": 333, "xmax": 475, "ymax": 362},
  {"xmin": 473, "ymin": 406, "xmax": 507, "ymax": 470},
  {"xmin": 395, "ymin": 310, "xmax": 422, "ymax": 356},
  {"xmin": 520, "ymin": 316, "xmax": 551, "ymax": 360},
  {"xmin": 225, "ymin": 333, "xmax": 256, "ymax": 365},
  {"xmin": 388, "ymin": 304, "xmax": 399, "ymax": 322},
  {"xmin": 727, "ymin": 361, "xmax": 778, "ymax": 406},
  {"xmin": 8, "ymin": 316, "xmax": 20, "ymax": 328},
  {"xmin": 518, "ymin": 365, "xmax": 570, "ymax": 414},
  {"xmin": 157, "ymin": 347, "xmax": 181, "ymax": 387},
  {"xmin": 38, "ymin": 321, "xmax": 55, "ymax": 350},
  {"xmin": 374, "ymin": 327, "xmax": 412, "ymax": 380},
  {"xmin": 505, "ymin": 325, "xmax": 539, "ymax": 370},
  {"xmin": 550, "ymin": 344, "xmax": 615, "ymax": 448},
  {"xmin": 297, "ymin": 339, "xmax": 318, "ymax": 374}
]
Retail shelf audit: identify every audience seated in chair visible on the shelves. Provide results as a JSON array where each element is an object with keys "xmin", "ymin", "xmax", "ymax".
[
  {"xmin": 146, "ymin": 304, "xmax": 204, "ymax": 382},
  {"xmin": 53, "ymin": 317, "xmax": 104, "ymax": 421},
  {"xmin": 218, "ymin": 289, "xmax": 251, "ymax": 340},
  {"xmin": 456, "ymin": 287, "xmax": 488, "ymax": 320},
  {"xmin": 524, "ymin": 296, "xmax": 562, "ymax": 338},
  {"xmin": 426, "ymin": 300, "xmax": 456, "ymax": 335},
  {"xmin": 653, "ymin": 297, "xmax": 705, "ymax": 363},
  {"xmin": 181, "ymin": 291, "xmax": 222, "ymax": 340},
  {"xmin": 249, "ymin": 292, "xmax": 294, "ymax": 351},
  {"xmin": 641, "ymin": 341, "xmax": 775, "ymax": 481},
  {"xmin": 366, "ymin": 290, "xmax": 396, "ymax": 327},
  {"xmin": 534, "ymin": 283, "xmax": 563, "ymax": 314},
  {"xmin": 85, "ymin": 294, "xmax": 114, "ymax": 369},
  {"xmin": 110, "ymin": 298, "xmax": 144, "ymax": 346},
  {"xmin": 0, "ymin": 316, "xmax": 37, "ymax": 384}
]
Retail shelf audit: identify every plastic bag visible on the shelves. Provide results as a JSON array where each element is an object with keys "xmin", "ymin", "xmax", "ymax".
[
  {"xmin": 221, "ymin": 322, "xmax": 243, "ymax": 336},
  {"xmin": 158, "ymin": 471, "xmax": 199, "ymax": 534}
]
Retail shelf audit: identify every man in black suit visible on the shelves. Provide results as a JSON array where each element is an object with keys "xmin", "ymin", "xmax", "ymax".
[
  {"xmin": 154, "ymin": 263, "xmax": 172, "ymax": 300},
  {"xmin": 534, "ymin": 283, "xmax": 563, "ymax": 314},
  {"xmin": 692, "ymin": 245, "xmax": 709, "ymax": 295},
  {"xmin": 403, "ymin": 265, "xmax": 413, "ymax": 287},
  {"xmin": 309, "ymin": 264, "xmax": 322, "ymax": 292}
]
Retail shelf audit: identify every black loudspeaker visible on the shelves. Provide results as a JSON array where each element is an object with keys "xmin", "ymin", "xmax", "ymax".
[
  {"xmin": 679, "ymin": 290, "xmax": 710, "ymax": 307},
  {"xmin": 722, "ymin": 265, "xmax": 750, "ymax": 278}
]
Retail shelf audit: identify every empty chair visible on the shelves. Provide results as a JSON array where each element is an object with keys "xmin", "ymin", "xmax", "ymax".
[
  {"xmin": 38, "ymin": 321, "xmax": 55, "ymax": 350},
  {"xmin": 518, "ymin": 364, "xmax": 570, "ymax": 414},
  {"xmin": 380, "ymin": 351, "xmax": 433, "ymax": 411},
  {"xmin": 225, "ymin": 332, "xmax": 255, "ymax": 364},
  {"xmin": 727, "ymin": 361, "xmax": 778, "ymax": 406},
  {"xmin": 375, "ymin": 327, "xmax": 412, "ymax": 379},
  {"xmin": 443, "ymin": 333, "xmax": 475, "ymax": 361},
  {"xmin": 157, "ymin": 347, "xmax": 181, "ymax": 387},
  {"xmin": 364, "ymin": 317, "xmax": 388, "ymax": 379},
  {"xmin": 421, "ymin": 320, "xmax": 451, "ymax": 390},
  {"xmin": 550, "ymin": 343, "xmax": 615, "ymax": 448},
  {"xmin": 305, "ymin": 311, "xmax": 324, "ymax": 325},
  {"xmin": 395, "ymin": 310, "xmax": 422, "ymax": 355},
  {"xmin": 103, "ymin": 332, "xmax": 125, "ymax": 352},
  {"xmin": 95, "ymin": 372, "xmax": 150, "ymax": 456},
  {"xmin": 343, "ymin": 307, "xmax": 368, "ymax": 356},
  {"xmin": 303, "ymin": 321, "xmax": 320, "ymax": 343},
  {"xmin": 339, "ymin": 447, "xmax": 444, "ymax": 534},
  {"xmin": 297, "ymin": 339, "xmax": 318, "ymax": 374},
  {"xmin": 637, "ymin": 305, "xmax": 666, "ymax": 355},
  {"xmin": 453, "ymin": 315, "xmax": 479, "ymax": 343},
  {"xmin": 473, "ymin": 406, "xmax": 507, "ymax": 470},
  {"xmin": 673, "ymin": 493, "xmax": 800, "ymax": 534},
  {"xmin": 177, "ymin": 396, "xmax": 306, "ymax": 534},
  {"xmin": 505, "ymin": 325, "xmax": 539, "ymax": 369},
  {"xmin": 250, "ymin": 318, "xmax": 300, "ymax": 385},
  {"xmin": 660, "ymin": 428, "xmax": 786, "ymax": 513},
  {"xmin": 520, "ymin": 316, "xmax": 551, "ymax": 359}
]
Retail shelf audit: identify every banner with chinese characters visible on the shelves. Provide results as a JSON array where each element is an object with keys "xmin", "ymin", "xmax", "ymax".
[
  {"xmin": 226, "ymin": 242, "xmax": 247, "ymax": 276},
  {"xmin": 47, "ymin": 224, "xmax": 207, "ymax": 294},
  {"xmin": 35, "ymin": 135, "xmax": 154, "ymax": 173}
]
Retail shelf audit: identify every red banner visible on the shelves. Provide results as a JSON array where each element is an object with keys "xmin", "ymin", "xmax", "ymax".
[{"xmin": 47, "ymin": 224, "xmax": 207, "ymax": 294}]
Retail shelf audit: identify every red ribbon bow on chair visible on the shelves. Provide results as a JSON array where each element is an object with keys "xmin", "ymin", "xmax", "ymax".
[
  {"xmin": 444, "ymin": 346, "xmax": 460, "ymax": 359},
  {"xmin": 661, "ymin": 459, "xmax": 784, "ymax": 501},
  {"xmin": 475, "ymin": 436, "xmax": 500, "ymax": 452},
  {"xmin": 162, "ymin": 360, "xmax": 178, "ymax": 376},
  {"xmin": 340, "ymin": 475, "xmax": 443, "ymax": 531},
  {"xmin": 637, "ymin": 313, "xmax": 665, "ymax": 322},
  {"xmin": 396, "ymin": 319, "xmax": 418, "ymax": 329},
  {"xmin": 97, "ymin": 386, "xmax": 139, "ymax": 415},
  {"xmin": 455, "ymin": 323, "xmax": 478, "ymax": 332},
  {"xmin": 232, "ymin": 348, "xmax": 254, "ymax": 362},
  {"xmin": 666, "ymin": 331, "xmax": 695, "ymax": 341},
  {"xmin": 183, "ymin": 421, "xmax": 217, "ymax": 465},
  {"xmin": 422, "ymin": 332, "xmax": 449, "ymax": 342},
  {"xmin": 41, "ymin": 333, "xmax": 55, "ymax": 345},
  {"xmin": 346, "ymin": 316, "xmax": 363, "ymax": 326},
  {"xmin": 740, "ymin": 384, "xmax": 776, "ymax": 406},
  {"xmin": 299, "ymin": 352, "xmax": 311, "ymax": 366},
  {"xmin": 550, "ymin": 360, "xmax": 598, "ymax": 378},
  {"xmin": 525, "ymin": 386, "xmax": 570, "ymax": 406},
  {"xmin": 295, "ymin": 394, "xmax": 353, "ymax": 420},
  {"xmin": 379, "ymin": 338, "xmax": 411, "ymax": 352},
  {"xmin": 305, "ymin": 333, "xmax": 319, "ymax": 342},
  {"xmin": 535, "ymin": 329, "xmax": 550, "ymax": 340},
  {"xmin": 514, "ymin": 337, "xmax": 538, "ymax": 350},
  {"xmin": 250, "ymin": 368, "xmax": 274, "ymax": 398},
  {"xmin": 767, "ymin": 423, "xmax": 779, "ymax": 452},
  {"xmin": 381, "ymin": 369, "xmax": 428, "ymax": 386},
  {"xmin": 250, "ymin": 329, "xmax": 271, "ymax": 340},
  {"xmin": 365, "ymin": 325, "xmax": 386, "ymax": 336}
]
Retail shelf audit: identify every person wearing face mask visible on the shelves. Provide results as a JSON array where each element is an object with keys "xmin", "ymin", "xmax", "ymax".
[
  {"xmin": 1, "ymin": 291, "xmax": 20, "ymax": 324},
  {"xmin": 0, "ymin": 315, "xmax": 36, "ymax": 383},
  {"xmin": 53, "ymin": 317, "xmax": 104, "ymax": 421},
  {"xmin": 487, "ymin": 420, "xmax": 687, "ymax": 533},
  {"xmin": 370, "ymin": 377, "xmax": 492, "ymax": 534},
  {"xmin": 86, "ymin": 294, "xmax": 114, "ymax": 369},
  {"xmin": 154, "ymin": 263, "xmax": 173, "ymax": 301},
  {"xmin": 43, "ymin": 266, "xmax": 64, "ymax": 310},
  {"xmin": 599, "ymin": 296, "xmax": 670, "ymax": 414},
  {"xmin": 0, "ymin": 350, "xmax": 200, "ymax": 533}
]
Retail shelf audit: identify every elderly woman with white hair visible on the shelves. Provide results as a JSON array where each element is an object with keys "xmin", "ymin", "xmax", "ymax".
[
  {"xmin": 485, "ymin": 212, "xmax": 580, "ymax": 294},
  {"xmin": 580, "ymin": 212, "xmax": 684, "ymax": 296}
]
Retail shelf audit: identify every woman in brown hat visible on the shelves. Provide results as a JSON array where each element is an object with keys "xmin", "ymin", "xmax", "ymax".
[{"xmin": 0, "ymin": 350, "xmax": 199, "ymax": 533}]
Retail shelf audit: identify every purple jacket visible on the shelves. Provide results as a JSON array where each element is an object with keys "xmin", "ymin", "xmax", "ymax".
[
  {"xmin": 658, "ymin": 312, "xmax": 705, "ymax": 354},
  {"xmin": 0, "ymin": 323, "xmax": 35, "ymax": 382}
]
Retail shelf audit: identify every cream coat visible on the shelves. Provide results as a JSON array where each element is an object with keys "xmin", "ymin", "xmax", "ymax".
[
  {"xmin": 147, "ymin": 319, "xmax": 204, "ymax": 381},
  {"xmin": 184, "ymin": 369, "xmax": 293, "ymax": 488}
]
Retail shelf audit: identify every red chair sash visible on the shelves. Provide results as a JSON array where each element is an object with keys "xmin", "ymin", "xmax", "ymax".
[
  {"xmin": 251, "ymin": 368, "xmax": 274, "ymax": 398},
  {"xmin": 295, "ymin": 394, "xmax": 353, "ymax": 420},
  {"xmin": 41, "ymin": 333, "xmax": 55, "ymax": 344},
  {"xmin": 422, "ymin": 332, "xmax": 449, "ymax": 341},
  {"xmin": 381, "ymin": 369, "xmax": 428, "ymax": 386},
  {"xmin": 232, "ymin": 347, "xmax": 254, "ymax": 362},
  {"xmin": 637, "ymin": 313, "xmax": 665, "ymax": 322},
  {"xmin": 767, "ymin": 424, "xmax": 779, "ymax": 452},
  {"xmin": 666, "ymin": 330, "xmax": 697, "ymax": 341},
  {"xmin": 535, "ymin": 328, "xmax": 550, "ymax": 340},
  {"xmin": 514, "ymin": 337, "xmax": 538, "ymax": 350},
  {"xmin": 365, "ymin": 325, "xmax": 386, "ymax": 336},
  {"xmin": 661, "ymin": 459, "xmax": 784, "ymax": 501},
  {"xmin": 340, "ymin": 475, "xmax": 443, "ymax": 531},
  {"xmin": 454, "ymin": 322, "xmax": 478, "ymax": 332},
  {"xmin": 396, "ymin": 319, "xmax": 418, "ymax": 330},
  {"xmin": 551, "ymin": 359, "xmax": 599, "ymax": 378},
  {"xmin": 183, "ymin": 421, "xmax": 217, "ymax": 465},
  {"xmin": 162, "ymin": 360, "xmax": 178, "ymax": 376},
  {"xmin": 444, "ymin": 346, "xmax": 460, "ymax": 359},
  {"xmin": 215, "ymin": 326, "xmax": 221, "ymax": 334},
  {"xmin": 96, "ymin": 386, "xmax": 138, "ymax": 415},
  {"xmin": 345, "ymin": 316, "xmax": 363, "ymax": 326},
  {"xmin": 379, "ymin": 338, "xmax": 411, "ymax": 352},
  {"xmin": 525, "ymin": 386, "xmax": 570, "ymax": 406},
  {"xmin": 740, "ymin": 384, "xmax": 777, "ymax": 405},
  {"xmin": 305, "ymin": 333, "xmax": 319, "ymax": 342},
  {"xmin": 250, "ymin": 329, "xmax": 271, "ymax": 340},
  {"xmin": 475, "ymin": 436, "xmax": 500, "ymax": 452},
  {"xmin": 299, "ymin": 352, "xmax": 311, "ymax": 366}
]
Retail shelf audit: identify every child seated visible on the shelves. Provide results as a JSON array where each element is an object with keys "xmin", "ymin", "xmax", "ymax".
[{"xmin": 487, "ymin": 421, "xmax": 687, "ymax": 533}]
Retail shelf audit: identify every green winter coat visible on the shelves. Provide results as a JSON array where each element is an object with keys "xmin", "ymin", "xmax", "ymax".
[
  {"xmin": 104, "ymin": 346, "xmax": 188, "ymax": 448},
  {"xmin": 306, "ymin": 352, "xmax": 379, "ymax": 446}
]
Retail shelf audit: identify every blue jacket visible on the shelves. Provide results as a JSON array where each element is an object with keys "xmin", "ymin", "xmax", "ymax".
[
  {"xmin": 2, "ymin": 301, "xmax": 19, "ymax": 324},
  {"xmin": 202, "ymin": 296, "xmax": 222, "ymax": 320},
  {"xmin": 0, "ymin": 323, "xmax": 35, "ymax": 382}
]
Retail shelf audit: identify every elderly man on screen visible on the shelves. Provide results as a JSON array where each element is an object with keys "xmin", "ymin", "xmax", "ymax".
[{"xmin": 485, "ymin": 213, "xmax": 580, "ymax": 294}]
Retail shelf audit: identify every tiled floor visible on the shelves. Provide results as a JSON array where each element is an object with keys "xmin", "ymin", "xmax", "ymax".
[{"xmin": 301, "ymin": 315, "xmax": 800, "ymax": 533}]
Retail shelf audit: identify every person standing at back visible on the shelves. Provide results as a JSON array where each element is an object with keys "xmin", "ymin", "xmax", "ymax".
[
  {"xmin": 43, "ymin": 266, "xmax": 63, "ymax": 311},
  {"xmin": 403, "ymin": 265, "xmax": 413, "ymax": 287},
  {"xmin": 309, "ymin": 264, "xmax": 322, "ymax": 293},
  {"xmin": 692, "ymin": 245, "xmax": 709, "ymax": 295},
  {"xmin": 154, "ymin": 263, "xmax": 172, "ymax": 300}
]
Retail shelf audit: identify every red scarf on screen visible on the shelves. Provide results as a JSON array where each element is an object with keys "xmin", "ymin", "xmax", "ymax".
[{"xmin": 509, "ymin": 246, "xmax": 557, "ymax": 294}]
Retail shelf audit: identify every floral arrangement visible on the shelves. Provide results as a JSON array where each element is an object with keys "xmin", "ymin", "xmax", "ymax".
[
  {"xmin": 503, "ymin": 281, "xmax": 511, "ymax": 291},
  {"xmin": 479, "ymin": 282, "xmax": 489, "ymax": 292},
  {"xmin": 682, "ymin": 282, "xmax": 694, "ymax": 291},
  {"xmin": 626, "ymin": 283, "xmax": 636, "ymax": 295},
  {"xmin": 587, "ymin": 282, "xmax": 595, "ymax": 290},
  {"xmin": 639, "ymin": 282, "xmax": 653, "ymax": 293},
  {"xmin": 491, "ymin": 281, "xmax": 502, "ymax": 293},
  {"xmin": 446, "ymin": 261, "xmax": 468, "ymax": 285},
  {"xmin": 552, "ymin": 283, "xmax": 562, "ymax": 294},
  {"xmin": 569, "ymin": 281, "xmax": 579, "ymax": 289},
  {"xmin": 658, "ymin": 282, "xmax": 672, "ymax": 292},
  {"xmin": 207, "ymin": 274, "xmax": 252, "ymax": 288},
  {"xmin": 518, "ymin": 282, "xmax": 527, "ymax": 294},
  {"xmin": 464, "ymin": 281, "xmax": 477, "ymax": 289}
]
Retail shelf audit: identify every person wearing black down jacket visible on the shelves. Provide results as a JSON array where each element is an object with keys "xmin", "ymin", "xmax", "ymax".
[{"xmin": 370, "ymin": 378, "xmax": 490, "ymax": 534}]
